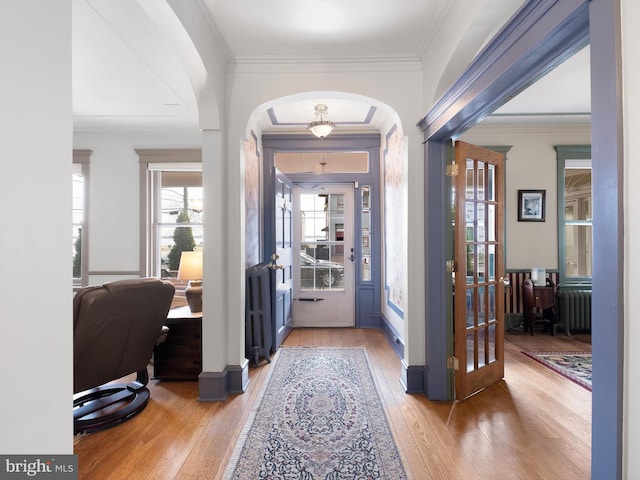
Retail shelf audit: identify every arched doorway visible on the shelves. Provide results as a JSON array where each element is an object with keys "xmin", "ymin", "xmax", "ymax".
[{"xmin": 243, "ymin": 92, "xmax": 414, "ymax": 364}]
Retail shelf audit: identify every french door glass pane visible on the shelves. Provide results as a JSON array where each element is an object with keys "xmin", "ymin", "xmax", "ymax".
[
  {"xmin": 466, "ymin": 287, "xmax": 475, "ymax": 328},
  {"xmin": 488, "ymin": 324, "xmax": 497, "ymax": 363},
  {"xmin": 488, "ymin": 284, "xmax": 496, "ymax": 321},
  {"xmin": 299, "ymin": 193, "xmax": 345, "ymax": 291},
  {"xmin": 466, "ymin": 331, "xmax": 475, "ymax": 373},
  {"xmin": 478, "ymin": 328, "xmax": 486, "ymax": 368},
  {"xmin": 488, "ymin": 164, "xmax": 495, "ymax": 201},
  {"xmin": 466, "ymin": 160, "xmax": 474, "ymax": 199},
  {"xmin": 477, "ymin": 245, "xmax": 485, "ymax": 282},
  {"xmin": 488, "ymin": 204, "xmax": 496, "ymax": 242},
  {"xmin": 488, "ymin": 245, "xmax": 495, "ymax": 281},
  {"xmin": 478, "ymin": 285, "xmax": 486, "ymax": 325},
  {"xmin": 477, "ymin": 161, "xmax": 485, "ymax": 200},
  {"xmin": 467, "ymin": 245, "xmax": 475, "ymax": 279}
]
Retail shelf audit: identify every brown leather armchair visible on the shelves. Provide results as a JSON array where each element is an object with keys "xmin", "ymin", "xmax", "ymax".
[{"xmin": 73, "ymin": 278, "xmax": 174, "ymax": 434}]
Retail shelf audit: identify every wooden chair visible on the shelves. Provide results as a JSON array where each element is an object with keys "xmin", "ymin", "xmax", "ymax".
[{"xmin": 522, "ymin": 278, "xmax": 557, "ymax": 335}]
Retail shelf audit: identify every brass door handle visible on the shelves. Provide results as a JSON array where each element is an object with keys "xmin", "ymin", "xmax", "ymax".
[{"xmin": 268, "ymin": 253, "xmax": 283, "ymax": 270}]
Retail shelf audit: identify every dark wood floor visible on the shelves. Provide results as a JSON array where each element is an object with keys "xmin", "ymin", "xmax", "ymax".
[{"xmin": 74, "ymin": 327, "xmax": 592, "ymax": 479}]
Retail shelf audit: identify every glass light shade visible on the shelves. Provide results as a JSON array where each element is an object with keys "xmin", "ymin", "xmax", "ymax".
[
  {"xmin": 308, "ymin": 121, "xmax": 335, "ymax": 139},
  {"xmin": 177, "ymin": 250, "xmax": 203, "ymax": 281}
]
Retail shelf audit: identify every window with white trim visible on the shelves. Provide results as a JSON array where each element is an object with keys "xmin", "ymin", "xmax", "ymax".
[{"xmin": 137, "ymin": 150, "xmax": 202, "ymax": 280}]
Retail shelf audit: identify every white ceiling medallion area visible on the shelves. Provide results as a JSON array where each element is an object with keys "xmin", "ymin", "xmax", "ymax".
[{"xmin": 264, "ymin": 100, "xmax": 378, "ymax": 135}]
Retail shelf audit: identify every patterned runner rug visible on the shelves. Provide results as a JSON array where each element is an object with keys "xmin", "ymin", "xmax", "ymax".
[
  {"xmin": 522, "ymin": 351, "xmax": 592, "ymax": 391},
  {"xmin": 224, "ymin": 347, "xmax": 407, "ymax": 479}
]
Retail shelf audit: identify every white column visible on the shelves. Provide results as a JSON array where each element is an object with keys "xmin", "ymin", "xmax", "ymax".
[
  {"xmin": 201, "ymin": 129, "xmax": 227, "ymax": 372},
  {"xmin": 199, "ymin": 128, "xmax": 249, "ymax": 399},
  {"xmin": 405, "ymin": 130, "xmax": 426, "ymax": 366},
  {"xmin": 0, "ymin": 1, "xmax": 73, "ymax": 453}
]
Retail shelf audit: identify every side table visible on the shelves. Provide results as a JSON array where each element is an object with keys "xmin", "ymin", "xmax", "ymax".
[{"xmin": 153, "ymin": 306, "xmax": 202, "ymax": 380}]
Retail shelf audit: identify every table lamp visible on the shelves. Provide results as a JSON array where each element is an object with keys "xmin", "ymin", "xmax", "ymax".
[{"xmin": 177, "ymin": 250, "xmax": 203, "ymax": 313}]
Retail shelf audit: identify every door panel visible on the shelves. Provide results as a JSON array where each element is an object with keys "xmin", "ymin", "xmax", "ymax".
[
  {"xmin": 454, "ymin": 141, "xmax": 505, "ymax": 400},
  {"xmin": 271, "ymin": 170, "xmax": 294, "ymax": 348},
  {"xmin": 292, "ymin": 185, "xmax": 355, "ymax": 327}
]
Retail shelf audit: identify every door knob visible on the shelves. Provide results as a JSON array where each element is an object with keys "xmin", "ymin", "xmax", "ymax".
[
  {"xmin": 268, "ymin": 253, "xmax": 283, "ymax": 270},
  {"xmin": 499, "ymin": 276, "xmax": 510, "ymax": 286}
]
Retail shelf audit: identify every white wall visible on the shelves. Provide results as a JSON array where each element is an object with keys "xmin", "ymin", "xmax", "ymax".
[
  {"xmin": 622, "ymin": 0, "xmax": 639, "ymax": 476},
  {"xmin": 0, "ymin": 1, "xmax": 73, "ymax": 454},
  {"xmin": 461, "ymin": 124, "xmax": 590, "ymax": 271}
]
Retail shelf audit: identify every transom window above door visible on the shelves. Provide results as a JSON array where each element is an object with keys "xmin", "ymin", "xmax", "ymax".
[{"xmin": 276, "ymin": 151, "xmax": 369, "ymax": 174}]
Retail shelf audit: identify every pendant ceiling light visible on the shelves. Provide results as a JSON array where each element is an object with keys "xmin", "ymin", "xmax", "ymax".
[{"xmin": 307, "ymin": 104, "xmax": 335, "ymax": 139}]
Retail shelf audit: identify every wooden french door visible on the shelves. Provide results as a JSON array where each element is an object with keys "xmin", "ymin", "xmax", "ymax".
[
  {"xmin": 453, "ymin": 141, "xmax": 506, "ymax": 400},
  {"xmin": 270, "ymin": 169, "xmax": 294, "ymax": 349}
]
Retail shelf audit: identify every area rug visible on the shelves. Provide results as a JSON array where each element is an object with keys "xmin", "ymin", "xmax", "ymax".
[
  {"xmin": 223, "ymin": 347, "xmax": 407, "ymax": 479},
  {"xmin": 522, "ymin": 351, "xmax": 592, "ymax": 391}
]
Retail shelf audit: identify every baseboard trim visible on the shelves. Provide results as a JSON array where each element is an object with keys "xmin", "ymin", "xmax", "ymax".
[
  {"xmin": 198, "ymin": 360, "xmax": 249, "ymax": 401},
  {"xmin": 401, "ymin": 360, "xmax": 425, "ymax": 394},
  {"xmin": 379, "ymin": 315, "xmax": 405, "ymax": 359}
]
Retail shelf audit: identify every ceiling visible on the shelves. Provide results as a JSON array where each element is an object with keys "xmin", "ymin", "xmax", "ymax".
[{"xmin": 72, "ymin": 0, "xmax": 590, "ymax": 133}]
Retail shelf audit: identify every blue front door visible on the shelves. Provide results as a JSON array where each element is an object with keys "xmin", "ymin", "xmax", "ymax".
[{"xmin": 270, "ymin": 169, "xmax": 294, "ymax": 348}]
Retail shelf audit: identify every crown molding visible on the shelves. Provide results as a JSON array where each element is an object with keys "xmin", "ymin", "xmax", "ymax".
[
  {"xmin": 227, "ymin": 55, "xmax": 423, "ymax": 74},
  {"xmin": 465, "ymin": 122, "xmax": 591, "ymax": 135}
]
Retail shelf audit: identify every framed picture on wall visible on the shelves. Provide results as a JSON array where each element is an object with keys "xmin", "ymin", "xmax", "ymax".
[{"xmin": 518, "ymin": 189, "xmax": 546, "ymax": 222}]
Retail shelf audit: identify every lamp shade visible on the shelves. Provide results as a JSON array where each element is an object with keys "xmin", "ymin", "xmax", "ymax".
[
  {"xmin": 307, "ymin": 104, "xmax": 335, "ymax": 139},
  {"xmin": 177, "ymin": 250, "xmax": 203, "ymax": 281},
  {"xmin": 308, "ymin": 121, "xmax": 335, "ymax": 139}
]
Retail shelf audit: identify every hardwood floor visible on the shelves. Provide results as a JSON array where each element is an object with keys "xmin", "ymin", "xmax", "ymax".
[{"xmin": 74, "ymin": 327, "xmax": 591, "ymax": 479}]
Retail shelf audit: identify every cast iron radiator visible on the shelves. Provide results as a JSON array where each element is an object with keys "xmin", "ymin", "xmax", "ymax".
[
  {"xmin": 245, "ymin": 262, "xmax": 273, "ymax": 367},
  {"xmin": 556, "ymin": 289, "xmax": 592, "ymax": 335}
]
